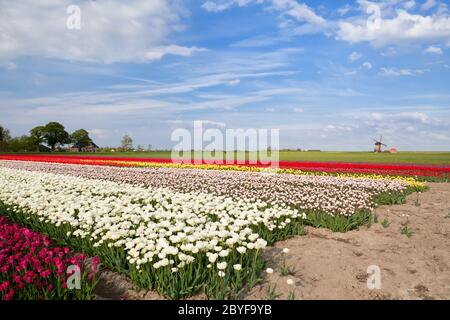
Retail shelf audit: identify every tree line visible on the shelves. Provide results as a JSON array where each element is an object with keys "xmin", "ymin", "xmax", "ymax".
[{"xmin": 0, "ymin": 122, "xmax": 92, "ymax": 152}]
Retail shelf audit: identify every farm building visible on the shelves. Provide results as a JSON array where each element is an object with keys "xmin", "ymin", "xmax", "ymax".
[
  {"xmin": 69, "ymin": 141, "xmax": 99, "ymax": 152},
  {"xmin": 38, "ymin": 144, "xmax": 51, "ymax": 152}
]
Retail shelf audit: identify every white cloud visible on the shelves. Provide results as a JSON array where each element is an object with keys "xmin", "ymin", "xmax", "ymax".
[
  {"xmin": 270, "ymin": 0, "xmax": 327, "ymax": 27},
  {"xmin": 89, "ymin": 128, "xmax": 117, "ymax": 140},
  {"xmin": 1, "ymin": 73, "xmax": 306, "ymax": 124},
  {"xmin": 202, "ymin": 1, "xmax": 230, "ymax": 12},
  {"xmin": 425, "ymin": 45, "xmax": 443, "ymax": 54},
  {"xmin": 0, "ymin": 61, "xmax": 16, "ymax": 70},
  {"xmin": 144, "ymin": 46, "xmax": 206, "ymax": 61},
  {"xmin": 31, "ymin": 73, "xmax": 48, "ymax": 87},
  {"xmin": 231, "ymin": 35, "xmax": 283, "ymax": 47},
  {"xmin": 228, "ymin": 79, "xmax": 241, "ymax": 85},
  {"xmin": 368, "ymin": 112, "xmax": 383, "ymax": 120},
  {"xmin": 362, "ymin": 110, "xmax": 436, "ymax": 125},
  {"xmin": 380, "ymin": 67, "xmax": 429, "ymax": 76},
  {"xmin": 338, "ymin": 4, "xmax": 352, "ymax": 16},
  {"xmin": 198, "ymin": 120, "xmax": 227, "ymax": 127},
  {"xmin": 425, "ymin": 132, "xmax": 450, "ymax": 141},
  {"xmin": 269, "ymin": 0, "xmax": 330, "ymax": 36},
  {"xmin": 293, "ymin": 107, "xmax": 304, "ymax": 113},
  {"xmin": 362, "ymin": 61, "xmax": 372, "ymax": 70},
  {"xmin": 380, "ymin": 47, "xmax": 398, "ymax": 57},
  {"xmin": 203, "ymin": 0, "xmax": 328, "ymax": 35},
  {"xmin": 325, "ymin": 124, "xmax": 353, "ymax": 132},
  {"xmin": 403, "ymin": 1, "xmax": 416, "ymax": 10},
  {"xmin": 201, "ymin": 0, "xmax": 253, "ymax": 12},
  {"xmin": 337, "ymin": 9, "xmax": 450, "ymax": 47},
  {"xmin": 348, "ymin": 51, "xmax": 362, "ymax": 61},
  {"xmin": 397, "ymin": 111, "xmax": 430, "ymax": 124},
  {"xmin": 203, "ymin": 0, "xmax": 449, "ymax": 49},
  {"xmin": 0, "ymin": 1, "xmax": 204, "ymax": 64},
  {"xmin": 265, "ymin": 107, "xmax": 275, "ymax": 112},
  {"xmin": 420, "ymin": 0, "xmax": 436, "ymax": 11}
]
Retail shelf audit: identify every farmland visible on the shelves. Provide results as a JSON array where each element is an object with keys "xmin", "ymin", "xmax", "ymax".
[
  {"xmin": 6, "ymin": 151, "xmax": 450, "ymax": 165},
  {"xmin": 1, "ymin": 154, "xmax": 449, "ymax": 300}
]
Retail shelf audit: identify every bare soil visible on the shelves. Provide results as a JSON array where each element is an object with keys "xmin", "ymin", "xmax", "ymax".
[{"xmin": 94, "ymin": 183, "xmax": 450, "ymax": 300}]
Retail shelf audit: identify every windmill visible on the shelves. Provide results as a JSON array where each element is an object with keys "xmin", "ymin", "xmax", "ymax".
[{"xmin": 373, "ymin": 135, "xmax": 387, "ymax": 153}]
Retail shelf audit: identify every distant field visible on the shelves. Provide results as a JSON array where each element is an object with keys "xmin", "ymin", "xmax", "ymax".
[{"xmin": 14, "ymin": 151, "xmax": 450, "ymax": 165}]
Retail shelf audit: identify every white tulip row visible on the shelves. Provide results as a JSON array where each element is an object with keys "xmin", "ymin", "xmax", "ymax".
[{"xmin": 0, "ymin": 167, "xmax": 304, "ymax": 270}]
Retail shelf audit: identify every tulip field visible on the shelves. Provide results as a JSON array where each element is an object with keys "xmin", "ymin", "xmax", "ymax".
[
  {"xmin": 0, "ymin": 154, "xmax": 443, "ymax": 300},
  {"xmin": 1, "ymin": 154, "xmax": 449, "ymax": 181}
]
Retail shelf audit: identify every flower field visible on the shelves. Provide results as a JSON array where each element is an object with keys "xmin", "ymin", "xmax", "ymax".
[
  {"xmin": 0, "ymin": 154, "xmax": 449, "ymax": 181},
  {"xmin": 0, "ymin": 156, "xmax": 431, "ymax": 299}
]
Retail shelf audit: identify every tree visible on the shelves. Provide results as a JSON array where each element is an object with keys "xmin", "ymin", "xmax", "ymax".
[
  {"xmin": 6, "ymin": 135, "xmax": 37, "ymax": 152},
  {"xmin": 29, "ymin": 125, "xmax": 46, "ymax": 148},
  {"xmin": 121, "ymin": 135, "xmax": 133, "ymax": 150},
  {"xmin": 0, "ymin": 125, "xmax": 11, "ymax": 142},
  {"xmin": 41, "ymin": 122, "xmax": 70, "ymax": 151},
  {"xmin": 0, "ymin": 125, "xmax": 11, "ymax": 152},
  {"xmin": 70, "ymin": 129, "xmax": 92, "ymax": 151}
]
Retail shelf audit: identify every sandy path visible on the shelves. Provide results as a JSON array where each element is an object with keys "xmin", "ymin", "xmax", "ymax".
[
  {"xmin": 94, "ymin": 183, "xmax": 450, "ymax": 300},
  {"xmin": 244, "ymin": 183, "xmax": 450, "ymax": 300}
]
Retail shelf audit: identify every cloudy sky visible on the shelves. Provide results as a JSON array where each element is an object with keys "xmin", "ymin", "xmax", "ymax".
[{"xmin": 1, "ymin": 0, "xmax": 449, "ymax": 150}]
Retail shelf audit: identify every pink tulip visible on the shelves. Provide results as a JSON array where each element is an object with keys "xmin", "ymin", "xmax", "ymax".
[
  {"xmin": 5, "ymin": 289, "xmax": 14, "ymax": 300},
  {"xmin": 0, "ymin": 281, "xmax": 10, "ymax": 292},
  {"xmin": 0, "ymin": 217, "xmax": 99, "ymax": 300}
]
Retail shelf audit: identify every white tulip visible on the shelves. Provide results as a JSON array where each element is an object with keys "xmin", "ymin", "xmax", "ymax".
[
  {"xmin": 217, "ymin": 262, "xmax": 227, "ymax": 270},
  {"xmin": 208, "ymin": 254, "xmax": 218, "ymax": 263}
]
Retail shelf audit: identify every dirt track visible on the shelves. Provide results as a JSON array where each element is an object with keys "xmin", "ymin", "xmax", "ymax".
[
  {"xmin": 95, "ymin": 183, "xmax": 450, "ymax": 300},
  {"xmin": 244, "ymin": 183, "xmax": 450, "ymax": 300}
]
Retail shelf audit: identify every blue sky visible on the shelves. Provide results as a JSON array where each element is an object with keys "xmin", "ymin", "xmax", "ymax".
[{"xmin": 0, "ymin": 0, "xmax": 449, "ymax": 150}]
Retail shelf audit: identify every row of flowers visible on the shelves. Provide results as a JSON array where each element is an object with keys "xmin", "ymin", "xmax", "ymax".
[
  {"xmin": 0, "ymin": 155, "xmax": 434, "ymax": 187},
  {"xmin": 0, "ymin": 166, "xmax": 304, "ymax": 298},
  {"xmin": 0, "ymin": 160, "xmax": 412, "ymax": 217},
  {"xmin": 0, "ymin": 154, "xmax": 448, "ymax": 179},
  {"xmin": 74, "ymin": 159, "xmax": 445, "ymax": 181},
  {"xmin": 0, "ymin": 216, "xmax": 100, "ymax": 300},
  {"xmin": 79, "ymin": 160, "xmax": 430, "ymax": 187}
]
